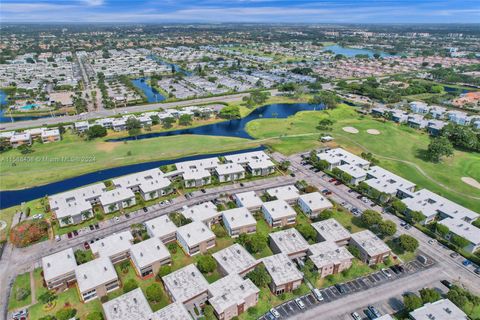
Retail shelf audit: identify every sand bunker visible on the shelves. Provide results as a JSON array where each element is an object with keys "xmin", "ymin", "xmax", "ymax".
[
  {"xmin": 342, "ymin": 126, "xmax": 359, "ymax": 134},
  {"xmin": 461, "ymin": 177, "xmax": 480, "ymax": 190},
  {"xmin": 367, "ymin": 129, "xmax": 381, "ymax": 135}
]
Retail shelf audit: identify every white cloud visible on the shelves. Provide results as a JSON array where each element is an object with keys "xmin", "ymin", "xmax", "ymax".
[{"xmin": 82, "ymin": 0, "xmax": 105, "ymax": 6}]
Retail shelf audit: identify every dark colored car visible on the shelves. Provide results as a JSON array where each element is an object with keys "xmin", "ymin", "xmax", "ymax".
[
  {"xmin": 201, "ymin": 189, "xmax": 206, "ymax": 193},
  {"xmin": 389, "ymin": 265, "xmax": 400, "ymax": 275},
  {"xmin": 441, "ymin": 280, "xmax": 453, "ymax": 288},
  {"xmin": 368, "ymin": 305, "xmax": 382, "ymax": 318},
  {"xmin": 143, "ymin": 207, "xmax": 148, "ymax": 212},
  {"xmin": 84, "ymin": 242, "xmax": 90, "ymax": 250},
  {"xmin": 89, "ymin": 225, "xmax": 94, "ymax": 231},
  {"xmin": 334, "ymin": 181, "xmax": 342, "ymax": 185},
  {"xmin": 290, "ymin": 173, "xmax": 296, "ymax": 177},
  {"xmin": 94, "ymin": 223, "xmax": 100, "ymax": 229},
  {"xmin": 73, "ymin": 230, "xmax": 79, "ymax": 236},
  {"xmin": 364, "ymin": 309, "xmax": 376, "ymax": 320},
  {"xmin": 240, "ymin": 183, "xmax": 244, "ymax": 187},
  {"xmin": 335, "ymin": 284, "xmax": 346, "ymax": 294},
  {"xmin": 67, "ymin": 232, "xmax": 73, "ymax": 239},
  {"xmin": 328, "ymin": 178, "xmax": 336, "ymax": 183}
]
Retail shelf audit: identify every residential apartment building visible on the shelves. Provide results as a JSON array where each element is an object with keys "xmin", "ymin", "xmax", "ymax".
[
  {"xmin": 438, "ymin": 218, "xmax": 480, "ymax": 253},
  {"xmin": 262, "ymin": 253, "xmax": 303, "ymax": 295},
  {"xmin": 350, "ymin": 230, "xmax": 391, "ymax": 265},
  {"xmin": 129, "ymin": 237, "xmax": 171, "ymax": 278},
  {"xmin": 41, "ymin": 248, "xmax": 78, "ymax": 290},
  {"xmin": 212, "ymin": 244, "xmax": 260, "ymax": 277},
  {"xmin": 75, "ymin": 258, "xmax": 119, "ymax": 302},
  {"xmin": 181, "ymin": 202, "xmax": 221, "ymax": 228},
  {"xmin": 307, "ymin": 241, "xmax": 354, "ymax": 278},
  {"xmin": 311, "ymin": 218, "xmax": 351, "ymax": 246},
  {"xmin": 234, "ymin": 191, "xmax": 264, "ymax": 211},
  {"xmin": 99, "ymin": 187, "xmax": 136, "ymax": 213},
  {"xmin": 90, "ymin": 231, "xmax": 134, "ymax": 264},
  {"xmin": 409, "ymin": 299, "xmax": 468, "ymax": 320},
  {"xmin": 261, "ymin": 200, "xmax": 297, "ymax": 228},
  {"xmin": 145, "ymin": 215, "xmax": 177, "ymax": 244},
  {"xmin": 214, "ymin": 163, "xmax": 245, "ymax": 183},
  {"xmin": 176, "ymin": 221, "xmax": 216, "ymax": 256},
  {"xmin": 297, "ymin": 192, "xmax": 333, "ymax": 217},
  {"xmin": 222, "ymin": 207, "xmax": 257, "ymax": 237},
  {"xmin": 266, "ymin": 185, "xmax": 300, "ymax": 203},
  {"xmin": 162, "ymin": 264, "xmax": 209, "ymax": 307},
  {"xmin": 269, "ymin": 228, "xmax": 310, "ymax": 259}
]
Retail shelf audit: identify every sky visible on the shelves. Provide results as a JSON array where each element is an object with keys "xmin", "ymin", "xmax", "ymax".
[{"xmin": 1, "ymin": 0, "xmax": 480, "ymax": 23}]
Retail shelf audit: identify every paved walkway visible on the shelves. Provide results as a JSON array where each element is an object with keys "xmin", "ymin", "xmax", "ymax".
[{"xmin": 29, "ymin": 270, "xmax": 36, "ymax": 305}]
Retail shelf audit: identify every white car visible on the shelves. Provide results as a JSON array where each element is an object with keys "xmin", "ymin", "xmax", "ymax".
[
  {"xmin": 295, "ymin": 298, "xmax": 305, "ymax": 309},
  {"xmin": 114, "ymin": 216, "xmax": 120, "ymax": 222},
  {"xmin": 381, "ymin": 268, "xmax": 392, "ymax": 278},
  {"xmin": 270, "ymin": 308, "xmax": 281, "ymax": 318},
  {"xmin": 312, "ymin": 288, "xmax": 324, "ymax": 301},
  {"xmin": 32, "ymin": 214, "xmax": 44, "ymax": 220}
]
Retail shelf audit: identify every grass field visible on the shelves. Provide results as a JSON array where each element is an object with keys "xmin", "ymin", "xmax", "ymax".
[
  {"xmin": 246, "ymin": 104, "xmax": 480, "ymax": 211},
  {"xmin": 8, "ymin": 272, "xmax": 32, "ymax": 311}
]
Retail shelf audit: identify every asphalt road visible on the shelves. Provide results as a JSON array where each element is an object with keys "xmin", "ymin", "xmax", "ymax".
[{"xmin": 0, "ymin": 90, "xmax": 277, "ymax": 131}]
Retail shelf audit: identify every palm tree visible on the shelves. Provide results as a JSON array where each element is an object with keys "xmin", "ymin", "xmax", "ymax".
[{"xmin": 61, "ymin": 217, "xmax": 72, "ymax": 226}]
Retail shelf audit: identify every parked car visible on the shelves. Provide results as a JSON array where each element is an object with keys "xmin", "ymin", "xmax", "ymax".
[
  {"xmin": 462, "ymin": 259, "xmax": 472, "ymax": 266},
  {"xmin": 351, "ymin": 312, "xmax": 362, "ymax": 320},
  {"xmin": 335, "ymin": 283, "xmax": 347, "ymax": 294},
  {"xmin": 381, "ymin": 268, "xmax": 392, "ymax": 278},
  {"xmin": 12, "ymin": 309, "xmax": 28, "ymax": 320},
  {"xmin": 329, "ymin": 178, "xmax": 336, "ymax": 183},
  {"xmin": 441, "ymin": 280, "xmax": 453, "ymax": 288},
  {"xmin": 400, "ymin": 221, "xmax": 407, "ymax": 227},
  {"xmin": 94, "ymin": 223, "xmax": 99, "ymax": 229},
  {"xmin": 368, "ymin": 305, "xmax": 382, "ymax": 318},
  {"xmin": 334, "ymin": 181, "xmax": 342, "ymax": 185},
  {"xmin": 240, "ymin": 183, "xmax": 244, "ymax": 187},
  {"xmin": 201, "ymin": 189, "xmax": 206, "ymax": 193},
  {"xmin": 115, "ymin": 216, "xmax": 120, "ymax": 223},
  {"xmin": 84, "ymin": 242, "xmax": 90, "ymax": 250},
  {"xmin": 474, "ymin": 268, "xmax": 480, "ymax": 275},
  {"xmin": 348, "ymin": 189, "xmax": 355, "ymax": 193},
  {"xmin": 55, "ymin": 235, "xmax": 61, "ymax": 242},
  {"xmin": 312, "ymin": 288, "xmax": 324, "ymax": 301},
  {"xmin": 290, "ymin": 173, "xmax": 296, "ymax": 177},
  {"xmin": 364, "ymin": 308, "xmax": 376, "ymax": 320},
  {"xmin": 294, "ymin": 298, "xmax": 305, "ymax": 310},
  {"xmin": 264, "ymin": 312, "xmax": 276, "ymax": 320},
  {"xmin": 389, "ymin": 265, "xmax": 400, "ymax": 275},
  {"xmin": 67, "ymin": 232, "xmax": 73, "ymax": 239},
  {"xmin": 450, "ymin": 252, "xmax": 459, "ymax": 258},
  {"xmin": 270, "ymin": 308, "xmax": 281, "ymax": 318},
  {"xmin": 32, "ymin": 214, "xmax": 44, "ymax": 220},
  {"xmin": 73, "ymin": 230, "xmax": 79, "ymax": 236},
  {"xmin": 125, "ymin": 213, "xmax": 130, "ymax": 218},
  {"xmin": 428, "ymin": 239, "xmax": 437, "ymax": 245},
  {"xmin": 143, "ymin": 207, "xmax": 148, "ymax": 212}
]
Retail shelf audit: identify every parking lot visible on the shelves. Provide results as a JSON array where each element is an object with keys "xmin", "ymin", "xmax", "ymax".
[{"xmin": 260, "ymin": 253, "xmax": 436, "ymax": 319}]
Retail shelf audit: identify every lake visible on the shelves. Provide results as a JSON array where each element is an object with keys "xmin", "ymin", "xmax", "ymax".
[
  {"xmin": 106, "ymin": 103, "xmax": 326, "ymax": 142},
  {"xmin": 0, "ymin": 146, "xmax": 265, "ymax": 209},
  {"xmin": 323, "ymin": 45, "xmax": 396, "ymax": 58},
  {"xmin": 131, "ymin": 78, "xmax": 166, "ymax": 103},
  {"xmin": 148, "ymin": 54, "xmax": 192, "ymax": 76}
]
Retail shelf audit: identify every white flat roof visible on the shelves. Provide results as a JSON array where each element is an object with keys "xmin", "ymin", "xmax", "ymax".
[
  {"xmin": 224, "ymin": 151, "xmax": 271, "ymax": 164},
  {"xmin": 42, "ymin": 248, "xmax": 77, "ymax": 282},
  {"xmin": 337, "ymin": 164, "xmax": 368, "ymax": 179},
  {"xmin": 130, "ymin": 237, "xmax": 171, "ymax": 269},
  {"xmin": 266, "ymin": 185, "xmax": 300, "ymax": 202},
  {"xmin": 317, "ymin": 148, "xmax": 370, "ymax": 168},
  {"xmin": 112, "ymin": 168, "xmax": 171, "ymax": 193},
  {"xmin": 182, "ymin": 168, "xmax": 211, "ymax": 181},
  {"xmin": 262, "ymin": 200, "xmax": 297, "ymax": 220},
  {"xmin": 151, "ymin": 302, "xmax": 191, "ymax": 320},
  {"xmin": 269, "ymin": 228, "xmax": 310, "ymax": 255},
  {"xmin": 145, "ymin": 215, "xmax": 177, "ymax": 239},
  {"xmin": 208, "ymin": 274, "xmax": 259, "ymax": 315},
  {"xmin": 215, "ymin": 163, "xmax": 245, "ymax": 175},
  {"xmin": 298, "ymin": 192, "xmax": 333, "ymax": 212},
  {"xmin": 262, "ymin": 253, "xmax": 303, "ymax": 286},
  {"xmin": 49, "ymin": 183, "xmax": 105, "ymax": 218},
  {"xmin": 439, "ymin": 218, "xmax": 480, "ymax": 245},
  {"xmin": 311, "ymin": 218, "xmax": 351, "ymax": 243},
  {"xmin": 182, "ymin": 202, "xmax": 220, "ymax": 224},
  {"xmin": 402, "ymin": 189, "xmax": 479, "ymax": 221},
  {"xmin": 99, "ymin": 188, "xmax": 135, "ymax": 206},
  {"xmin": 162, "ymin": 264, "xmax": 209, "ymax": 303},
  {"xmin": 222, "ymin": 207, "xmax": 256, "ymax": 230},
  {"xmin": 90, "ymin": 231, "xmax": 133, "ymax": 259},
  {"xmin": 351, "ymin": 230, "xmax": 391, "ymax": 257},
  {"xmin": 248, "ymin": 158, "xmax": 275, "ymax": 170},
  {"xmin": 102, "ymin": 288, "xmax": 152, "ymax": 320},
  {"xmin": 176, "ymin": 221, "xmax": 216, "ymax": 248},
  {"xmin": 308, "ymin": 241, "xmax": 354, "ymax": 269},
  {"xmin": 234, "ymin": 191, "xmax": 263, "ymax": 209},
  {"xmin": 175, "ymin": 157, "xmax": 219, "ymax": 172},
  {"xmin": 75, "ymin": 257, "xmax": 118, "ymax": 293},
  {"xmin": 365, "ymin": 166, "xmax": 416, "ymax": 194},
  {"xmin": 409, "ymin": 299, "xmax": 468, "ymax": 320},
  {"xmin": 212, "ymin": 244, "xmax": 258, "ymax": 276}
]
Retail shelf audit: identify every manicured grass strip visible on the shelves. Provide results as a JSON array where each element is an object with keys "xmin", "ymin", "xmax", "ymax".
[{"xmin": 8, "ymin": 272, "xmax": 32, "ymax": 311}]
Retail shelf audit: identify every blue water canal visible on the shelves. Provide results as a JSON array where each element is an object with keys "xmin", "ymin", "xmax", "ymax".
[
  {"xmin": 131, "ymin": 78, "xmax": 166, "ymax": 103},
  {"xmin": 107, "ymin": 103, "xmax": 326, "ymax": 142}
]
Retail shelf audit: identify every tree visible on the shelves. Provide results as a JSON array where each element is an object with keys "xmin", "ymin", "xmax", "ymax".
[
  {"xmin": 419, "ymin": 288, "xmax": 441, "ymax": 304},
  {"xmin": 219, "ymin": 105, "xmax": 241, "ymax": 119},
  {"xmin": 197, "ymin": 255, "xmax": 217, "ymax": 273},
  {"xmin": 361, "ymin": 210, "xmax": 382, "ymax": 227},
  {"xmin": 55, "ymin": 308, "xmax": 77, "ymax": 320},
  {"xmin": 126, "ymin": 117, "xmax": 142, "ymax": 137},
  {"xmin": 157, "ymin": 265, "xmax": 172, "ymax": 279},
  {"xmin": 378, "ymin": 220, "xmax": 397, "ymax": 237},
  {"xmin": 245, "ymin": 233, "xmax": 267, "ymax": 254},
  {"xmin": 279, "ymin": 160, "xmax": 290, "ymax": 171},
  {"xmin": 403, "ymin": 293, "xmax": 423, "ymax": 311},
  {"xmin": 123, "ymin": 279, "xmax": 138, "ymax": 293},
  {"xmin": 309, "ymin": 90, "xmax": 340, "ymax": 109},
  {"xmin": 398, "ymin": 234, "xmax": 419, "ymax": 252},
  {"xmin": 297, "ymin": 224, "xmax": 316, "ymax": 242},
  {"xmin": 435, "ymin": 223, "xmax": 450, "ymax": 238},
  {"xmin": 451, "ymin": 234, "xmax": 470, "ymax": 249},
  {"xmin": 407, "ymin": 210, "xmax": 426, "ymax": 224},
  {"xmin": 74, "ymin": 249, "xmax": 92, "ymax": 264},
  {"xmin": 39, "ymin": 291, "xmax": 56, "ymax": 307},
  {"xmin": 145, "ymin": 283, "xmax": 163, "ymax": 303},
  {"xmin": 86, "ymin": 312, "xmax": 105, "ymax": 320},
  {"xmin": 86, "ymin": 125, "xmax": 107, "ymax": 140},
  {"xmin": 316, "ymin": 118, "xmax": 334, "ymax": 131},
  {"xmin": 178, "ymin": 114, "xmax": 192, "ymax": 126},
  {"xmin": 162, "ymin": 117, "xmax": 175, "ymax": 129},
  {"xmin": 426, "ymin": 136, "xmax": 453, "ymax": 162},
  {"xmin": 391, "ymin": 199, "xmax": 407, "ymax": 213},
  {"xmin": 246, "ymin": 266, "xmax": 271, "ymax": 288},
  {"xmin": 317, "ymin": 209, "xmax": 333, "ymax": 221}
]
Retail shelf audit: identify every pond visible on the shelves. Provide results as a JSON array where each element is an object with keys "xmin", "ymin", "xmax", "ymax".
[
  {"xmin": 323, "ymin": 45, "xmax": 397, "ymax": 58},
  {"xmin": 148, "ymin": 54, "xmax": 192, "ymax": 76},
  {"xmin": 0, "ymin": 146, "xmax": 265, "ymax": 209},
  {"xmin": 107, "ymin": 103, "xmax": 326, "ymax": 142},
  {"xmin": 131, "ymin": 78, "xmax": 166, "ymax": 103}
]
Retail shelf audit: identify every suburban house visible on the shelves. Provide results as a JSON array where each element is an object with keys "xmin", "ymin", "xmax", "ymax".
[
  {"xmin": 266, "ymin": 185, "xmax": 300, "ymax": 203},
  {"xmin": 176, "ymin": 221, "xmax": 216, "ymax": 256},
  {"xmin": 234, "ymin": 191, "xmax": 264, "ymax": 211},
  {"xmin": 317, "ymin": 148, "xmax": 370, "ymax": 170},
  {"xmin": 409, "ymin": 298, "xmax": 468, "ymax": 320},
  {"xmin": 75, "ymin": 257, "xmax": 119, "ymax": 302},
  {"xmin": 41, "ymin": 129, "xmax": 61, "ymax": 143},
  {"xmin": 261, "ymin": 200, "xmax": 297, "ymax": 228},
  {"xmin": 438, "ymin": 218, "xmax": 480, "ymax": 253},
  {"xmin": 99, "ymin": 187, "xmax": 136, "ymax": 213},
  {"xmin": 208, "ymin": 274, "xmax": 260, "ymax": 320},
  {"xmin": 212, "ymin": 244, "xmax": 260, "ymax": 277},
  {"xmin": 145, "ymin": 215, "xmax": 178, "ymax": 244},
  {"xmin": 112, "ymin": 168, "xmax": 172, "ymax": 201},
  {"xmin": 162, "ymin": 264, "xmax": 210, "ymax": 307},
  {"xmin": 307, "ymin": 241, "xmax": 354, "ymax": 278},
  {"xmin": 42, "ymin": 248, "xmax": 78, "ymax": 290},
  {"xmin": 336, "ymin": 164, "xmax": 368, "ymax": 185},
  {"xmin": 129, "ymin": 237, "xmax": 171, "ymax": 278},
  {"xmin": 350, "ymin": 230, "xmax": 391, "ymax": 265},
  {"xmin": 311, "ymin": 218, "xmax": 352, "ymax": 246},
  {"xmin": 181, "ymin": 201, "xmax": 221, "ymax": 228},
  {"xmin": 102, "ymin": 288, "xmax": 152, "ymax": 320},
  {"xmin": 402, "ymin": 189, "xmax": 479, "ymax": 224},
  {"xmin": 261, "ymin": 253, "xmax": 303, "ymax": 295},
  {"xmin": 365, "ymin": 166, "xmax": 416, "ymax": 197},
  {"xmin": 269, "ymin": 228, "xmax": 310, "ymax": 259},
  {"xmin": 222, "ymin": 207, "xmax": 257, "ymax": 237},
  {"xmin": 297, "ymin": 192, "xmax": 333, "ymax": 217},
  {"xmin": 90, "ymin": 230, "xmax": 134, "ymax": 264},
  {"xmin": 214, "ymin": 163, "xmax": 246, "ymax": 183}
]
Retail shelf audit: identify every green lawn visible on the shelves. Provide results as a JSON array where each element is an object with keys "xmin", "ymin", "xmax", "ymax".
[
  {"xmin": 8, "ymin": 272, "xmax": 32, "ymax": 311},
  {"xmin": 33, "ymin": 268, "xmax": 49, "ymax": 301},
  {"xmin": 28, "ymin": 286, "xmax": 103, "ymax": 320},
  {"xmin": 246, "ymin": 104, "xmax": 480, "ymax": 211}
]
